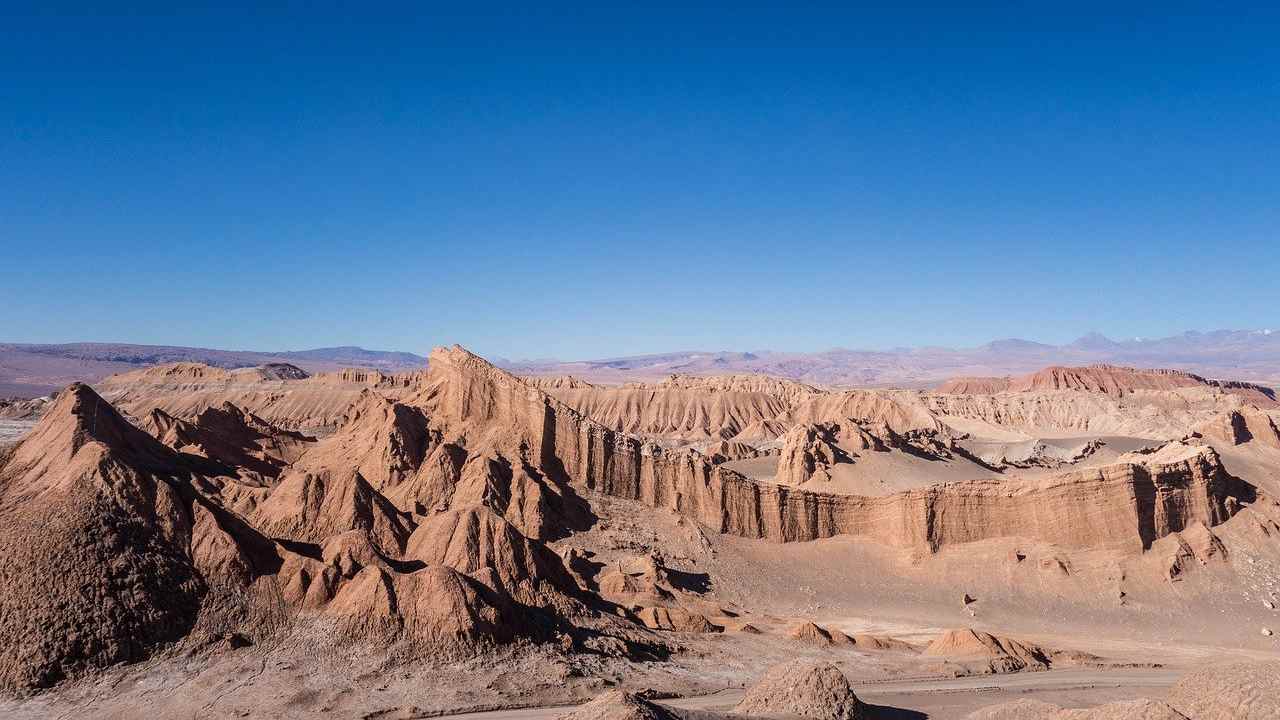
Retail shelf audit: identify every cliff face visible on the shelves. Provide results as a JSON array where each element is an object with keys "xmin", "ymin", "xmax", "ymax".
[
  {"xmin": 422, "ymin": 347, "xmax": 1254, "ymax": 554},
  {"xmin": 577, "ymin": 442, "xmax": 1247, "ymax": 552},
  {"xmin": 921, "ymin": 389, "xmax": 1249, "ymax": 439}
]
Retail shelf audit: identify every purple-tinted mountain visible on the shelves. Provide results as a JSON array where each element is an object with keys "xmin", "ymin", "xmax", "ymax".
[
  {"xmin": 502, "ymin": 329, "xmax": 1280, "ymax": 388},
  {"xmin": 0, "ymin": 343, "xmax": 426, "ymax": 396}
]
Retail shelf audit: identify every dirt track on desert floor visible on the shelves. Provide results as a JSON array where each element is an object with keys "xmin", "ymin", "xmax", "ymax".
[{"xmin": 435, "ymin": 667, "xmax": 1183, "ymax": 720}]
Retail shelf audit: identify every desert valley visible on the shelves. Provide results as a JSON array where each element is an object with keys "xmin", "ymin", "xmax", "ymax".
[
  {"xmin": 1, "ymin": 344, "xmax": 1278, "ymax": 719},
  {"xmin": 11, "ymin": 4, "xmax": 1280, "ymax": 717}
]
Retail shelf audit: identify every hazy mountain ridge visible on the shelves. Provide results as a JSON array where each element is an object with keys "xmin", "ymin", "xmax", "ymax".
[
  {"xmin": 503, "ymin": 329, "xmax": 1280, "ymax": 388},
  {"xmin": 0, "ymin": 343, "xmax": 427, "ymax": 396},
  {"xmin": 4, "ymin": 329, "xmax": 1277, "ymax": 399}
]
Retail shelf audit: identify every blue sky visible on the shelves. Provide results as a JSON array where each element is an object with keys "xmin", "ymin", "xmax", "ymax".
[{"xmin": 3, "ymin": 3, "xmax": 1277, "ymax": 359}]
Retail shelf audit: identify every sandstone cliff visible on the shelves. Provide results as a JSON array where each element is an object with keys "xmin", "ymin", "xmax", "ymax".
[{"xmin": 417, "ymin": 347, "xmax": 1256, "ymax": 553}]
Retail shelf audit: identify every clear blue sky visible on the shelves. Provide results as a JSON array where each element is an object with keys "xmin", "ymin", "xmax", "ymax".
[{"xmin": 3, "ymin": 3, "xmax": 1277, "ymax": 360}]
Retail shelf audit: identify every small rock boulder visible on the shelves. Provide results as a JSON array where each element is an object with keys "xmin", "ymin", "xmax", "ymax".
[
  {"xmin": 734, "ymin": 661, "xmax": 865, "ymax": 720},
  {"xmin": 559, "ymin": 690, "xmax": 677, "ymax": 720}
]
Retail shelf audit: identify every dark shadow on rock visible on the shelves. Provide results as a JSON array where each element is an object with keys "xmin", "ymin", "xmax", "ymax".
[
  {"xmin": 274, "ymin": 538, "xmax": 323, "ymax": 561},
  {"xmin": 566, "ymin": 550, "xmax": 607, "ymax": 592},
  {"xmin": 534, "ymin": 454, "xmax": 600, "ymax": 540},
  {"xmin": 865, "ymin": 703, "xmax": 929, "ymax": 720},
  {"xmin": 665, "ymin": 567, "xmax": 712, "ymax": 594}
]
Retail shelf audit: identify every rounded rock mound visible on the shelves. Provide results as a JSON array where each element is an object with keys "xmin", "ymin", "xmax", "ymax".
[
  {"xmin": 1164, "ymin": 660, "xmax": 1280, "ymax": 719},
  {"xmin": 734, "ymin": 660, "xmax": 865, "ymax": 720},
  {"xmin": 558, "ymin": 691, "xmax": 677, "ymax": 720}
]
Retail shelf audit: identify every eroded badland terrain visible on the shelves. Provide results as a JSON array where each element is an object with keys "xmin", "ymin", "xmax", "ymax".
[{"xmin": 2, "ymin": 349, "xmax": 1279, "ymax": 719}]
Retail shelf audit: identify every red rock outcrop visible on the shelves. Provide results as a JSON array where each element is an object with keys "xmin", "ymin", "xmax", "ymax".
[{"xmin": 634, "ymin": 606, "xmax": 722, "ymax": 633}]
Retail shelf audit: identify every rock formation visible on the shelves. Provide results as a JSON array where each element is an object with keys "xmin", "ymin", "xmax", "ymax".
[
  {"xmin": 3, "ymin": 344, "xmax": 1276, "ymax": 708},
  {"xmin": 558, "ymin": 690, "xmax": 678, "ymax": 720},
  {"xmin": 922, "ymin": 628, "xmax": 1053, "ymax": 673},
  {"xmin": 703, "ymin": 439, "xmax": 768, "ymax": 464},
  {"xmin": 939, "ymin": 364, "xmax": 1277, "ymax": 406},
  {"xmin": 97, "ymin": 361, "xmax": 425, "ymax": 432},
  {"xmin": 0, "ymin": 369, "xmax": 621, "ymax": 692},
  {"xmin": 536, "ymin": 373, "xmax": 815, "ymax": 442},
  {"xmin": 139, "ymin": 402, "xmax": 313, "ymax": 478},
  {"xmin": 634, "ymin": 607, "xmax": 722, "ymax": 633},
  {"xmin": 790, "ymin": 621, "xmax": 854, "ymax": 646},
  {"xmin": 1196, "ymin": 407, "xmax": 1280, "ymax": 448},
  {"xmin": 0, "ymin": 384, "xmax": 204, "ymax": 689},
  {"xmin": 777, "ymin": 423, "xmax": 857, "ymax": 485},
  {"xmin": 404, "ymin": 504, "xmax": 582, "ymax": 611},
  {"xmin": 0, "ymin": 393, "xmax": 54, "ymax": 420},
  {"xmin": 734, "ymin": 660, "xmax": 866, "ymax": 720},
  {"xmin": 979, "ymin": 439, "xmax": 1105, "ymax": 470}
]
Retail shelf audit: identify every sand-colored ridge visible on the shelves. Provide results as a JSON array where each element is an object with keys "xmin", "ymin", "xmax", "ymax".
[
  {"xmin": 404, "ymin": 504, "xmax": 582, "ymax": 610},
  {"xmin": 939, "ymin": 364, "xmax": 1277, "ymax": 406},
  {"xmin": 923, "ymin": 628, "xmax": 1054, "ymax": 672},
  {"xmin": 97, "ymin": 361, "xmax": 426, "ymax": 432}
]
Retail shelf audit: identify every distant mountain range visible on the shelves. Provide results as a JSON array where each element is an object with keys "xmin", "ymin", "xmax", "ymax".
[
  {"xmin": 500, "ymin": 329, "xmax": 1280, "ymax": 389},
  {"xmin": 0, "ymin": 343, "xmax": 427, "ymax": 397},
  {"xmin": 3, "ymin": 329, "xmax": 1277, "ymax": 398}
]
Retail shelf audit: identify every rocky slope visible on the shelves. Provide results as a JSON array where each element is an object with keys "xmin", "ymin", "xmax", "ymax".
[{"xmin": 0, "ymin": 371, "xmax": 632, "ymax": 692}]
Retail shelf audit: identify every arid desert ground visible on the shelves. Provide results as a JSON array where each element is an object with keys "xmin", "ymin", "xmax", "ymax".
[{"xmin": 2, "ymin": 347, "xmax": 1279, "ymax": 719}]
